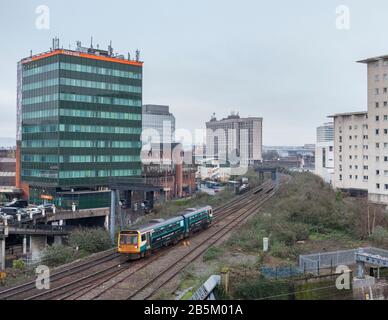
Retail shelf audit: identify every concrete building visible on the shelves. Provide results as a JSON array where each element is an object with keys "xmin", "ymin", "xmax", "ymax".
[
  {"xmin": 358, "ymin": 55, "xmax": 388, "ymax": 204},
  {"xmin": 329, "ymin": 112, "xmax": 369, "ymax": 194},
  {"xmin": 16, "ymin": 40, "xmax": 143, "ymax": 205},
  {"xmin": 142, "ymin": 104, "xmax": 175, "ymax": 145},
  {"xmin": 206, "ymin": 113, "xmax": 263, "ymax": 166},
  {"xmin": 315, "ymin": 123, "xmax": 334, "ymax": 184}
]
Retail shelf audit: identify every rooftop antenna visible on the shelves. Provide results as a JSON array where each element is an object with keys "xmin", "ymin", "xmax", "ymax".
[
  {"xmin": 97, "ymin": 43, "xmax": 99, "ymax": 49},
  {"xmin": 127, "ymin": 52, "xmax": 131, "ymax": 60},
  {"xmin": 135, "ymin": 49, "xmax": 140, "ymax": 62},
  {"xmin": 90, "ymin": 36, "xmax": 93, "ymax": 49},
  {"xmin": 108, "ymin": 41, "xmax": 113, "ymax": 56},
  {"xmin": 30, "ymin": 50, "xmax": 33, "ymax": 57},
  {"xmin": 76, "ymin": 41, "xmax": 82, "ymax": 51}
]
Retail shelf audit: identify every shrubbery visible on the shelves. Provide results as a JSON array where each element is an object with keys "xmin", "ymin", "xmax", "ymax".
[
  {"xmin": 68, "ymin": 228, "xmax": 112, "ymax": 254},
  {"xmin": 370, "ymin": 226, "xmax": 388, "ymax": 246},
  {"xmin": 41, "ymin": 228, "xmax": 112, "ymax": 267},
  {"xmin": 225, "ymin": 172, "xmax": 388, "ymax": 259},
  {"xmin": 41, "ymin": 245, "xmax": 81, "ymax": 267}
]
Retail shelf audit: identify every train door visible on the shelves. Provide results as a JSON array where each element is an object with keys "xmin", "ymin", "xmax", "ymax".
[{"xmin": 146, "ymin": 232, "xmax": 151, "ymax": 249}]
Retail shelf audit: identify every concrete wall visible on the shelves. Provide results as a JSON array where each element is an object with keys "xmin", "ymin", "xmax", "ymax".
[{"xmin": 30, "ymin": 235, "xmax": 47, "ymax": 262}]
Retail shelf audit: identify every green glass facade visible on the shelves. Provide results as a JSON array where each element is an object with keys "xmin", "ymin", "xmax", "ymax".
[{"xmin": 20, "ymin": 52, "xmax": 143, "ymax": 197}]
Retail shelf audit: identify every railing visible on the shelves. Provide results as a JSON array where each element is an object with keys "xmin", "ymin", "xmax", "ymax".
[{"xmin": 8, "ymin": 223, "xmax": 75, "ymax": 234}]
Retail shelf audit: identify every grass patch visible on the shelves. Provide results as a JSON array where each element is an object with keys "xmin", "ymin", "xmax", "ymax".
[{"xmin": 203, "ymin": 246, "xmax": 224, "ymax": 262}]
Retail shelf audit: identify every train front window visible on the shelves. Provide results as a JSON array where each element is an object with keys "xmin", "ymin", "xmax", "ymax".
[{"xmin": 120, "ymin": 234, "xmax": 138, "ymax": 245}]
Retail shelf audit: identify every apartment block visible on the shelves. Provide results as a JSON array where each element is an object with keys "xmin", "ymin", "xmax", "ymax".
[
  {"xmin": 330, "ymin": 112, "xmax": 369, "ymax": 193},
  {"xmin": 358, "ymin": 56, "xmax": 388, "ymax": 203},
  {"xmin": 315, "ymin": 122, "xmax": 334, "ymax": 184},
  {"xmin": 206, "ymin": 113, "xmax": 263, "ymax": 166}
]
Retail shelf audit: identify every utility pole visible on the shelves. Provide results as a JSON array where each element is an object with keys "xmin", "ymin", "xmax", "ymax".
[{"xmin": 110, "ymin": 189, "xmax": 116, "ymax": 244}]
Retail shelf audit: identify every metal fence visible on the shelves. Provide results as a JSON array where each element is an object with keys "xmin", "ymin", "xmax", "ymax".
[{"xmin": 299, "ymin": 247, "xmax": 388, "ymax": 275}]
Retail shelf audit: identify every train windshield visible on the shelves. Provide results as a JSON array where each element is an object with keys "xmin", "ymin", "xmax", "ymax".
[{"xmin": 120, "ymin": 233, "xmax": 138, "ymax": 245}]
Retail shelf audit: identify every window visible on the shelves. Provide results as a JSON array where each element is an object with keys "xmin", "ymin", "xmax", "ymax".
[
  {"xmin": 385, "ymin": 115, "xmax": 388, "ymax": 120},
  {"xmin": 385, "ymin": 74, "xmax": 388, "ymax": 80},
  {"xmin": 375, "ymin": 88, "xmax": 380, "ymax": 95},
  {"xmin": 364, "ymin": 166, "xmax": 368, "ymax": 170},
  {"xmin": 385, "ymin": 184, "xmax": 388, "ymax": 190},
  {"xmin": 385, "ymin": 156, "xmax": 388, "ymax": 162},
  {"xmin": 349, "ymin": 175, "xmax": 352, "ymax": 179},
  {"xmin": 377, "ymin": 143, "xmax": 380, "ymax": 148},
  {"xmin": 376, "ymin": 129, "xmax": 380, "ymax": 135},
  {"xmin": 377, "ymin": 184, "xmax": 380, "ymax": 189},
  {"xmin": 377, "ymin": 156, "xmax": 380, "ymax": 162},
  {"xmin": 384, "ymin": 88, "xmax": 387, "ymax": 93},
  {"xmin": 339, "ymin": 174, "xmax": 342, "ymax": 181},
  {"xmin": 349, "ymin": 126, "xmax": 352, "ymax": 130},
  {"xmin": 363, "ymin": 176, "xmax": 368, "ymax": 181},
  {"xmin": 376, "ymin": 170, "xmax": 380, "ymax": 175},
  {"xmin": 376, "ymin": 116, "xmax": 380, "ymax": 121},
  {"xmin": 375, "ymin": 75, "xmax": 380, "ymax": 82},
  {"xmin": 376, "ymin": 102, "xmax": 380, "ymax": 108}
]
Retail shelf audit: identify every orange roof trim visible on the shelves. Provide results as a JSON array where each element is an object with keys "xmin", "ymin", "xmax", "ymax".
[{"xmin": 22, "ymin": 49, "xmax": 143, "ymax": 66}]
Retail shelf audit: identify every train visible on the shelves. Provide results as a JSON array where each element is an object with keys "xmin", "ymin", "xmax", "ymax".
[{"xmin": 118, "ymin": 206, "xmax": 213, "ymax": 259}]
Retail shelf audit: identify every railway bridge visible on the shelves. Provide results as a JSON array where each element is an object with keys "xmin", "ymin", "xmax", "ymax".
[{"xmin": 1, "ymin": 221, "xmax": 74, "ymax": 270}]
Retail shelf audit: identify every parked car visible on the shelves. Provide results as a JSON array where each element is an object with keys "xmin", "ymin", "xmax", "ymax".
[
  {"xmin": 0, "ymin": 207, "xmax": 19, "ymax": 216},
  {"xmin": 3, "ymin": 199, "xmax": 28, "ymax": 208},
  {"xmin": 26, "ymin": 207, "xmax": 42, "ymax": 216},
  {"xmin": 17, "ymin": 209, "xmax": 30, "ymax": 219},
  {"xmin": 38, "ymin": 203, "xmax": 54, "ymax": 213}
]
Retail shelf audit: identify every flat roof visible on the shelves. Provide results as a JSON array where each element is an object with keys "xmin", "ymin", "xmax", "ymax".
[
  {"xmin": 357, "ymin": 55, "xmax": 388, "ymax": 64},
  {"xmin": 21, "ymin": 49, "xmax": 143, "ymax": 67},
  {"xmin": 328, "ymin": 111, "xmax": 367, "ymax": 118}
]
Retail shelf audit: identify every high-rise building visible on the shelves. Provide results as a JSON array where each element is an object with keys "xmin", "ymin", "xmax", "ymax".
[
  {"xmin": 358, "ymin": 56, "xmax": 388, "ymax": 203},
  {"xmin": 330, "ymin": 112, "xmax": 369, "ymax": 193},
  {"xmin": 315, "ymin": 122, "xmax": 334, "ymax": 184},
  {"xmin": 142, "ymin": 104, "xmax": 175, "ymax": 145},
  {"xmin": 17, "ymin": 40, "xmax": 143, "ymax": 203},
  {"xmin": 206, "ymin": 113, "xmax": 263, "ymax": 166}
]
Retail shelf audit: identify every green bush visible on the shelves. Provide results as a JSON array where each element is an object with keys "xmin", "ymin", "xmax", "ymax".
[
  {"xmin": 68, "ymin": 228, "xmax": 112, "ymax": 254},
  {"xmin": 12, "ymin": 259, "xmax": 25, "ymax": 271},
  {"xmin": 370, "ymin": 226, "xmax": 388, "ymax": 246},
  {"xmin": 270, "ymin": 242, "xmax": 291, "ymax": 259},
  {"xmin": 233, "ymin": 278, "xmax": 291, "ymax": 300},
  {"xmin": 41, "ymin": 245, "xmax": 80, "ymax": 267},
  {"xmin": 203, "ymin": 246, "xmax": 223, "ymax": 262}
]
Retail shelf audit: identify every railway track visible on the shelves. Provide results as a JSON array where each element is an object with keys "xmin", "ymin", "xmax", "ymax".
[
  {"xmin": 0, "ymin": 249, "xmax": 122, "ymax": 300},
  {"xmin": 47, "ymin": 181, "xmax": 275, "ymax": 300},
  {"xmin": 0, "ymin": 179, "xmax": 275, "ymax": 300},
  {"xmin": 128, "ymin": 186, "xmax": 277, "ymax": 300},
  {"xmin": 77, "ymin": 182, "xmax": 278, "ymax": 300}
]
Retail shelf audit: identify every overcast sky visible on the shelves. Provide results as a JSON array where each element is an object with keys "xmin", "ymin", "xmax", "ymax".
[{"xmin": 1, "ymin": 0, "xmax": 388, "ymax": 146}]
